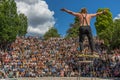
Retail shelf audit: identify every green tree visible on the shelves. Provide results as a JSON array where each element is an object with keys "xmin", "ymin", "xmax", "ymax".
[
  {"xmin": 0, "ymin": 0, "xmax": 19, "ymax": 43},
  {"xmin": 65, "ymin": 17, "xmax": 79, "ymax": 38},
  {"xmin": 0, "ymin": 0, "xmax": 28, "ymax": 46},
  {"xmin": 110, "ymin": 19, "xmax": 120, "ymax": 48},
  {"xmin": 18, "ymin": 13, "xmax": 28, "ymax": 36},
  {"xmin": 95, "ymin": 8, "xmax": 113, "ymax": 45},
  {"xmin": 43, "ymin": 27, "xmax": 60, "ymax": 40}
]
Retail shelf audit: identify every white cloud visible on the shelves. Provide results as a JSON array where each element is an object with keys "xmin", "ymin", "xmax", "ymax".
[
  {"xmin": 15, "ymin": 0, "xmax": 38, "ymax": 5},
  {"xmin": 15, "ymin": 0, "xmax": 55, "ymax": 36},
  {"xmin": 114, "ymin": 14, "xmax": 120, "ymax": 20}
]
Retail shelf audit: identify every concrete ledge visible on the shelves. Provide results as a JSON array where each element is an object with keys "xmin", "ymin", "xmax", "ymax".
[{"xmin": 4, "ymin": 77, "xmax": 119, "ymax": 80}]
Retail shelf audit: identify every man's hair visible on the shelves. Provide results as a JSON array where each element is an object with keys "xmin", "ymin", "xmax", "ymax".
[{"xmin": 80, "ymin": 8, "xmax": 87, "ymax": 13}]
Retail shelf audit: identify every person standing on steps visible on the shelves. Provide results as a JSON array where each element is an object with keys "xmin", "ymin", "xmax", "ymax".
[{"xmin": 61, "ymin": 8, "xmax": 106, "ymax": 54}]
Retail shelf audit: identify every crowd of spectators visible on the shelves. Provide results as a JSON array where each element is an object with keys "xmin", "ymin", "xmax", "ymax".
[{"xmin": 0, "ymin": 36, "xmax": 120, "ymax": 78}]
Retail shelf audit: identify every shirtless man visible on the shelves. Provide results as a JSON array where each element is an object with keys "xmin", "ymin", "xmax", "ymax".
[{"xmin": 61, "ymin": 8, "xmax": 106, "ymax": 54}]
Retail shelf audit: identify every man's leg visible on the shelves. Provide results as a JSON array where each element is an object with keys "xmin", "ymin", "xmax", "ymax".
[
  {"xmin": 79, "ymin": 28, "xmax": 85, "ymax": 53},
  {"xmin": 87, "ymin": 27, "xmax": 95, "ymax": 53},
  {"xmin": 79, "ymin": 38, "xmax": 84, "ymax": 52}
]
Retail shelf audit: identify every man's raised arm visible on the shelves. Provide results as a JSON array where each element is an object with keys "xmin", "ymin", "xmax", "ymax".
[
  {"xmin": 61, "ymin": 8, "xmax": 79, "ymax": 16},
  {"xmin": 90, "ymin": 10, "xmax": 107, "ymax": 17}
]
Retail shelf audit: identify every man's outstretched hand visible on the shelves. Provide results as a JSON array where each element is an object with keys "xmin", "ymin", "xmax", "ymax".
[
  {"xmin": 102, "ymin": 10, "xmax": 107, "ymax": 14},
  {"xmin": 61, "ymin": 8, "xmax": 67, "ymax": 11}
]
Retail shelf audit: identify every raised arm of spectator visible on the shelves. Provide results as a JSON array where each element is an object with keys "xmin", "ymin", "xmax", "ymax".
[{"xmin": 61, "ymin": 8, "xmax": 79, "ymax": 17}]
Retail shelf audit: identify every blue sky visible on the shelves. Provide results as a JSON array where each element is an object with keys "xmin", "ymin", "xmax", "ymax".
[{"xmin": 45, "ymin": 0, "xmax": 120, "ymax": 37}]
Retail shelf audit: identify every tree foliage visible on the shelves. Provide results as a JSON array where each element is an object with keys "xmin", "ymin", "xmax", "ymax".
[
  {"xmin": 95, "ymin": 8, "xmax": 113, "ymax": 46},
  {"xmin": 0, "ymin": 0, "xmax": 28, "ymax": 44},
  {"xmin": 43, "ymin": 27, "xmax": 60, "ymax": 40},
  {"xmin": 65, "ymin": 17, "xmax": 79, "ymax": 38},
  {"xmin": 110, "ymin": 19, "xmax": 120, "ymax": 48},
  {"xmin": 18, "ymin": 13, "xmax": 28, "ymax": 36}
]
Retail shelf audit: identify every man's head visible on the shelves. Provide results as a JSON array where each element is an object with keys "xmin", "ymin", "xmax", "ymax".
[{"xmin": 80, "ymin": 8, "xmax": 87, "ymax": 13}]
